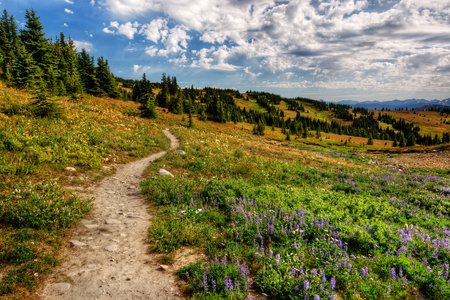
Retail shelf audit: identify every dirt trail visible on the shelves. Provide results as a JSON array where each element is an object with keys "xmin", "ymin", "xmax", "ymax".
[{"xmin": 40, "ymin": 129, "xmax": 183, "ymax": 300}]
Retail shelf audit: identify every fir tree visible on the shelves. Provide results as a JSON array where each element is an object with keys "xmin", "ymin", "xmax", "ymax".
[
  {"xmin": 20, "ymin": 9, "xmax": 54, "ymax": 86},
  {"xmin": 286, "ymin": 131, "xmax": 291, "ymax": 141},
  {"xmin": 10, "ymin": 43, "xmax": 39, "ymax": 88},
  {"xmin": 139, "ymin": 93, "xmax": 157, "ymax": 119},
  {"xmin": 77, "ymin": 48, "xmax": 101, "ymax": 94}
]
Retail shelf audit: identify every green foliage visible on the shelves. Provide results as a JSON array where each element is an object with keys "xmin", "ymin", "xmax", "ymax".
[
  {"xmin": 0, "ymin": 180, "xmax": 93, "ymax": 229},
  {"xmin": 30, "ymin": 91, "xmax": 64, "ymax": 119},
  {"xmin": 139, "ymin": 93, "xmax": 157, "ymax": 119},
  {"xmin": 141, "ymin": 126, "xmax": 450, "ymax": 300}
]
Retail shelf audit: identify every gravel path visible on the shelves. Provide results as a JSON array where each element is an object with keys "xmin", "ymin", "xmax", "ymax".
[{"xmin": 40, "ymin": 129, "xmax": 183, "ymax": 300}]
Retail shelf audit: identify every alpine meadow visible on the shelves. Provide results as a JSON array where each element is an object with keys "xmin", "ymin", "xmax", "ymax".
[{"xmin": 1, "ymin": 5, "xmax": 450, "ymax": 300}]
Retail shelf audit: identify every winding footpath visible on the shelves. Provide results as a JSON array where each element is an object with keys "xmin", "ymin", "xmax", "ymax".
[{"xmin": 40, "ymin": 129, "xmax": 183, "ymax": 300}]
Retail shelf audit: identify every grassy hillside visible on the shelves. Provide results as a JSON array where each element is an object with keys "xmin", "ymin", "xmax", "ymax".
[
  {"xmin": 0, "ymin": 82, "xmax": 168, "ymax": 298},
  {"xmin": 142, "ymin": 112, "xmax": 450, "ymax": 299},
  {"xmin": 234, "ymin": 94, "xmax": 449, "ymax": 148},
  {"xmin": 0, "ymin": 82, "xmax": 449, "ymax": 299}
]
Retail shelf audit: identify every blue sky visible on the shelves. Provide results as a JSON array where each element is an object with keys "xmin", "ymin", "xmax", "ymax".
[{"xmin": 2, "ymin": 0, "xmax": 450, "ymax": 102}]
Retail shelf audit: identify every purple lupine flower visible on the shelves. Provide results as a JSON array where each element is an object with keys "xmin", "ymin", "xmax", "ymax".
[
  {"xmin": 402, "ymin": 277, "xmax": 407, "ymax": 285},
  {"xmin": 290, "ymin": 266, "xmax": 296, "ymax": 277},
  {"xmin": 319, "ymin": 284, "xmax": 324, "ymax": 291},
  {"xmin": 386, "ymin": 283, "xmax": 391, "ymax": 295},
  {"xmin": 235, "ymin": 230, "xmax": 239, "ymax": 238},
  {"xmin": 391, "ymin": 267, "xmax": 396, "ymax": 281},
  {"xmin": 211, "ymin": 279, "xmax": 216, "ymax": 293},
  {"xmin": 330, "ymin": 293, "xmax": 335, "ymax": 300},
  {"xmin": 330, "ymin": 277, "xmax": 336, "ymax": 290},
  {"xmin": 255, "ymin": 253, "xmax": 259, "ymax": 260},
  {"xmin": 202, "ymin": 274, "xmax": 208, "ymax": 292},
  {"xmin": 314, "ymin": 295, "xmax": 320, "ymax": 300},
  {"xmin": 294, "ymin": 285, "xmax": 300, "ymax": 293},
  {"xmin": 304, "ymin": 293, "xmax": 308, "ymax": 300},
  {"xmin": 303, "ymin": 280, "xmax": 310, "ymax": 290},
  {"xmin": 348, "ymin": 263, "xmax": 352, "ymax": 273},
  {"xmin": 269, "ymin": 249, "xmax": 273, "ymax": 259},
  {"xmin": 311, "ymin": 268, "xmax": 318, "ymax": 276},
  {"xmin": 322, "ymin": 272, "xmax": 327, "ymax": 283},
  {"xmin": 399, "ymin": 268, "xmax": 403, "ymax": 277}
]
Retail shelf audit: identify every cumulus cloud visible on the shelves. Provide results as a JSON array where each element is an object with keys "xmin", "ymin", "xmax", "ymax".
[
  {"xmin": 65, "ymin": 8, "xmax": 74, "ymax": 14},
  {"xmin": 99, "ymin": 0, "xmax": 450, "ymax": 93},
  {"xmin": 132, "ymin": 65, "xmax": 142, "ymax": 73},
  {"xmin": 139, "ymin": 18, "xmax": 168, "ymax": 43},
  {"xmin": 65, "ymin": 0, "xmax": 74, "ymax": 4},
  {"xmin": 63, "ymin": 23, "xmax": 69, "ymax": 27},
  {"xmin": 103, "ymin": 21, "xmax": 139, "ymax": 39},
  {"xmin": 73, "ymin": 40, "xmax": 93, "ymax": 52}
]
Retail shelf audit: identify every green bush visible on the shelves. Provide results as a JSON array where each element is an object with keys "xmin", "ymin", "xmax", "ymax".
[{"xmin": 0, "ymin": 180, "xmax": 93, "ymax": 229}]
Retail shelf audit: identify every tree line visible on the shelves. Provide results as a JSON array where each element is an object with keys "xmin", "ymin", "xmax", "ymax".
[{"xmin": 0, "ymin": 9, "xmax": 121, "ymax": 98}]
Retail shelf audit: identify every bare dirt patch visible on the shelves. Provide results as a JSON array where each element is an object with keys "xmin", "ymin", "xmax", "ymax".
[{"xmin": 372, "ymin": 150, "xmax": 450, "ymax": 171}]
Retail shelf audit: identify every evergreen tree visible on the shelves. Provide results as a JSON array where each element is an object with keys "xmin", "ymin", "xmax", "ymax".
[
  {"xmin": 286, "ymin": 130, "xmax": 291, "ymax": 141},
  {"xmin": 316, "ymin": 128, "xmax": 321, "ymax": 138},
  {"xmin": 10, "ymin": 43, "xmax": 39, "ymax": 88},
  {"xmin": 367, "ymin": 134, "xmax": 374, "ymax": 145},
  {"xmin": 168, "ymin": 91, "xmax": 183, "ymax": 114},
  {"xmin": 0, "ymin": 10, "xmax": 19, "ymax": 80},
  {"xmin": 95, "ymin": 57, "xmax": 120, "ymax": 98},
  {"xmin": 406, "ymin": 133, "xmax": 416, "ymax": 147},
  {"xmin": 188, "ymin": 110, "xmax": 194, "ymax": 128},
  {"xmin": 20, "ymin": 9, "xmax": 54, "ymax": 86},
  {"xmin": 77, "ymin": 48, "xmax": 101, "ymax": 94},
  {"xmin": 30, "ymin": 89, "xmax": 64, "ymax": 119},
  {"xmin": 139, "ymin": 93, "xmax": 157, "ymax": 119}
]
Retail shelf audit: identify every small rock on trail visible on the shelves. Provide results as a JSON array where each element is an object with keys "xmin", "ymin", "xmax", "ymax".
[{"xmin": 40, "ymin": 129, "xmax": 184, "ymax": 300}]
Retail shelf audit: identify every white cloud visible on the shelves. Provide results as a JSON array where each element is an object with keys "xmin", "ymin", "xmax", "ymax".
[
  {"xmin": 65, "ymin": 0, "xmax": 74, "ymax": 4},
  {"xmin": 191, "ymin": 46, "xmax": 239, "ymax": 71},
  {"xmin": 244, "ymin": 67, "xmax": 262, "ymax": 78},
  {"xmin": 139, "ymin": 18, "xmax": 168, "ymax": 43},
  {"xmin": 145, "ymin": 46, "xmax": 158, "ymax": 56},
  {"xmin": 103, "ymin": 21, "xmax": 139, "ymax": 39},
  {"xmin": 90, "ymin": 0, "xmax": 95, "ymax": 5},
  {"xmin": 132, "ymin": 65, "xmax": 141, "ymax": 73},
  {"xmin": 73, "ymin": 40, "xmax": 93, "ymax": 52},
  {"xmin": 63, "ymin": 23, "xmax": 69, "ymax": 27},
  {"xmin": 99, "ymin": 0, "xmax": 450, "ymax": 93},
  {"xmin": 65, "ymin": 8, "xmax": 74, "ymax": 14},
  {"xmin": 102, "ymin": 27, "xmax": 115, "ymax": 34}
]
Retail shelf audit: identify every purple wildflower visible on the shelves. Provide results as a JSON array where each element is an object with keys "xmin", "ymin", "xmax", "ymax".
[
  {"xmin": 303, "ymin": 280, "xmax": 310, "ymax": 291},
  {"xmin": 391, "ymin": 267, "xmax": 397, "ymax": 281},
  {"xmin": 330, "ymin": 277, "xmax": 336, "ymax": 290}
]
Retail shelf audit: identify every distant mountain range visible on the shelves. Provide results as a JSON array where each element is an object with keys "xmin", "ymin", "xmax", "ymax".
[{"xmin": 332, "ymin": 98, "xmax": 450, "ymax": 110}]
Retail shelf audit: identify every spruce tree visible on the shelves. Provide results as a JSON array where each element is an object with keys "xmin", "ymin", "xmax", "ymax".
[
  {"xmin": 95, "ymin": 57, "xmax": 120, "ymax": 98},
  {"xmin": 139, "ymin": 93, "xmax": 157, "ymax": 119},
  {"xmin": 77, "ymin": 48, "xmax": 101, "ymax": 94},
  {"xmin": 20, "ymin": 9, "xmax": 54, "ymax": 86},
  {"xmin": 286, "ymin": 131, "xmax": 291, "ymax": 141},
  {"xmin": 10, "ymin": 43, "xmax": 39, "ymax": 88}
]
